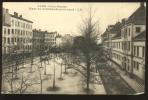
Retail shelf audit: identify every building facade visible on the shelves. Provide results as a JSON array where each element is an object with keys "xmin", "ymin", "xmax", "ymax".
[
  {"xmin": 2, "ymin": 8, "xmax": 33, "ymax": 64},
  {"xmin": 101, "ymin": 2, "xmax": 146, "ymax": 80},
  {"xmin": 33, "ymin": 29, "xmax": 45, "ymax": 57}
]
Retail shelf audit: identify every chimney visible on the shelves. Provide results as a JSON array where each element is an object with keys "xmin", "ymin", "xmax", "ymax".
[
  {"xmin": 3, "ymin": 8, "xmax": 5, "ymax": 23},
  {"xmin": 20, "ymin": 15, "xmax": 22, "ymax": 18},
  {"xmin": 39, "ymin": 29, "xmax": 41, "ymax": 31},
  {"xmin": 140, "ymin": 2, "xmax": 144, "ymax": 7},
  {"xmin": 16, "ymin": 13, "xmax": 18, "ymax": 17},
  {"xmin": 140, "ymin": 2, "xmax": 144, "ymax": 9},
  {"xmin": 14, "ymin": 12, "xmax": 16, "ymax": 16},
  {"xmin": 6, "ymin": 9, "xmax": 9, "ymax": 13}
]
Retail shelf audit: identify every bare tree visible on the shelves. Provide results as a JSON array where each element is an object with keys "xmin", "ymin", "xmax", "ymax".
[{"xmin": 63, "ymin": 5, "xmax": 108, "ymax": 94}]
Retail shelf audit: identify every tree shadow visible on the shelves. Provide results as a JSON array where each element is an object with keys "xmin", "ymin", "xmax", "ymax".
[
  {"xmin": 83, "ymin": 88, "xmax": 94, "ymax": 94},
  {"xmin": 57, "ymin": 77, "xmax": 65, "ymax": 81},
  {"xmin": 47, "ymin": 86, "xmax": 61, "ymax": 92}
]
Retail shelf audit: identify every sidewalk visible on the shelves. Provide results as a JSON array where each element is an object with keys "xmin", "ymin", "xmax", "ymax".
[{"xmin": 108, "ymin": 61, "xmax": 145, "ymax": 93}]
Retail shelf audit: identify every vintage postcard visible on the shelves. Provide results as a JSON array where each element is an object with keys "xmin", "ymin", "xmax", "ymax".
[{"xmin": 2, "ymin": 2, "xmax": 145, "ymax": 95}]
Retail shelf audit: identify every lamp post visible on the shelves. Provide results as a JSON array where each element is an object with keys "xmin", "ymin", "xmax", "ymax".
[
  {"xmin": 140, "ymin": 60, "xmax": 145, "ymax": 81},
  {"xmin": 44, "ymin": 60, "xmax": 46, "ymax": 75}
]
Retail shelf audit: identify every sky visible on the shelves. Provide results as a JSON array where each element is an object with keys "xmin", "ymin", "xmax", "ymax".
[{"xmin": 3, "ymin": 2, "xmax": 146, "ymax": 37}]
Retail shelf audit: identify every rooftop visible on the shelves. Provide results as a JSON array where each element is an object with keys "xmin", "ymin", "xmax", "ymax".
[
  {"xmin": 56, "ymin": 35, "xmax": 62, "ymax": 38},
  {"xmin": 133, "ymin": 30, "xmax": 146, "ymax": 41},
  {"xmin": 110, "ymin": 22, "xmax": 122, "ymax": 34},
  {"xmin": 112, "ymin": 30, "xmax": 121, "ymax": 40},
  {"xmin": 10, "ymin": 14, "xmax": 33, "ymax": 23},
  {"xmin": 3, "ymin": 23, "xmax": 11, "ymax": 27},
  {"xmin": 126, "ymin": 3, "xmax": 146, "ymax": 25}
]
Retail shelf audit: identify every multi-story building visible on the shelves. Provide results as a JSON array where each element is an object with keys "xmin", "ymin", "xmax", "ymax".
[
  {"xmin": 33, "ymin": 29, "xmax": 62, "ymax": 55},
  {"xmin": 45, "ymin": 31, "xmax": 57, "ymax": 47},
  {"xmin": 55, "ymin": 34, "xmax": 62, "ymax": 48},
  {"xmin": 2, "ymin": 8, "xmax": 33, "ymax": 63},
  {"xmin": 2, "ymin": 8, "xmax": 11, "ymax": 63},
  {"xmin": 33, "ymin": 29, "xmax": 45, "ymax": 56},
  {"xmin": 101, "ymin": 2, "xmax": 146, "ymax": 80},
  {"xmin": 132, "ymin": 30, "xmax": 145, "ymax": 80}
]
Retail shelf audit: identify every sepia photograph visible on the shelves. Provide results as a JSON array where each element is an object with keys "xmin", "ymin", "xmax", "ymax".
[{"xmin": 2, "ymin": 2, "xmax": 146, "ymax": 95}]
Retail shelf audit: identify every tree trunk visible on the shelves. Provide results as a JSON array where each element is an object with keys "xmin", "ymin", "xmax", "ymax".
[
  {"xmin": 41, "ymin": 80, "xmax": 42, "ymax": 94},
  {"xmin": 87, "ymin": 60, "xmax": 90, "ymax": 95},
  {"xmin": 44, "ymin": 62, "xmax": 46, "ymax": 75},
  {"xmin": 10, "ymin": 80, "xmax": 13, "ymax": 94},
  {"xmin": 60, "ymin": 63, "xmax": 62, "ymax": 79},
  {"xmin": 65, "ymin": 63, "xmax": 66, "ymax": 73},
  {"xmin": 53, "ymin": 65, "xmax": 55, "ymax": 88},
  {"xmin": 12, "ymin": 60, "xmax": 13, "ymax": 80},
  {"xmin": 65, "ymin": 57, "xmax": 67, "ymax": 73},
  {"xmin": 15, "ymin": 60, "xmax": 17, "ymax": 79}
]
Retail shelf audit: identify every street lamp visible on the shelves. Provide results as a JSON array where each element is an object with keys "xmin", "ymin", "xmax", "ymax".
[{"xmin": 140, "ymin": 60, "xmax": 145, "ymax": 81}]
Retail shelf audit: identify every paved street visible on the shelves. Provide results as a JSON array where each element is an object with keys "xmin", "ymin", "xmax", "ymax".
[{"xmin": 109, "ymin": 61, "xmax": 145, "ymax": 93}]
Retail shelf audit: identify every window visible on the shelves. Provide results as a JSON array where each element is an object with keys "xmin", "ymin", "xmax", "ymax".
[
  {"xmin": 119, "ymin": 42, "xmax": 120, "ymax": 49},
  {"xmin": 4, "ymin": 47, "xmax": 6, "ymax": 53},
  {"xmin": 124, "ymin": 42, "xmax": 127, "ymax": 50},
  {"xmin": 136, "ymin": 27, "xmax": 140, "ymax": 33},
  {"xmin": 124, "ymin": 57, "xmax": 126, "ymax": 61},
  {"xmin": 4, "ymin": 37, "xmax": 6, "ymax": 43},
  {"xmin": 12, "ymin": 29, "xmax": 14, "ymax": 34},
  {"xmin": 8, "ymin": 38, "xmax": 10, "ymax": 44},
  {"xmin": 129, "ymin": 28, "xmax": 130, "ymax": 36},
  {"xmin": 26, "ymin": 31, "xmax": 27, "ymax": 35},
  {"xmin": 18, "ymin": 38, "xmax": 20, "ymax": 42},
  {"xmin": 15, "ymin": 29, "xmax": 17, "ymax": 34},
  {"xmin": 134, "ymin": 46, "xmax": 136, "ymax": 55},
  {"xmin": 137, "ymin": 46, "xmax": 139, "ymax": 56},
  {"xmin": 8, "ymin": 29, "xmax": 10, "ymax": 34},
  {"xmin": 23, "ymin": 23, "xmax": 25, "ymax": 28},
  {"xmin": 18, "ymin": 22, "xmax": 20, "ymax": 27},
  {"xmin": 122, "ymin": 42, "xmax": 123, "ymax": 50},
  {"xmin": 137, "ymin": 62, "xmax": 139, "ymax": 70},
  {"xmin": 21, "ymin": 38, "xmax": 22, "ymax": 42},
  {"xmin": 12, "ymin": 20, "xmax": 14, "ymax": 26},
  {"xmin": 18, "ymin": 30, "xmax": 20, "ymax": 34},
  {"xmin": 21, "ymin": 22, "xmax": 23, "ymax": 27},
  {"xmin": 128, "ymin": 59, "xmax": 130, "ymax": 63},
  {"xmin": 15, "ymin": 21, "xmax": 17, "ymax": 26},
  {"xmin": 128, "ymin": 42, "xmax": 130, "ymax": 51},
  {"xmin": 133, "ymin": 61, "xmax": 135, "ymax": 68},
  {"xmin": 128, "ymin": 66, "xmax": 130, "ymax": 71},
  {"xmin": 12, "ymin": 38, "xmax": 14, "ymax": 43},
  {"xmin": 142, "ymin": 47, "xmax": 145, "ymax": 57},
  {"xmin": 124, "ymin": 28, "xmax": 127, "ymax": 38},
  {"xmin": 4, "ymin": 28, "xmax": 6, "ymax": 34},
  {"xmin": 21, "ymin": 30, "xmax": 22, "ymax": 35}
]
